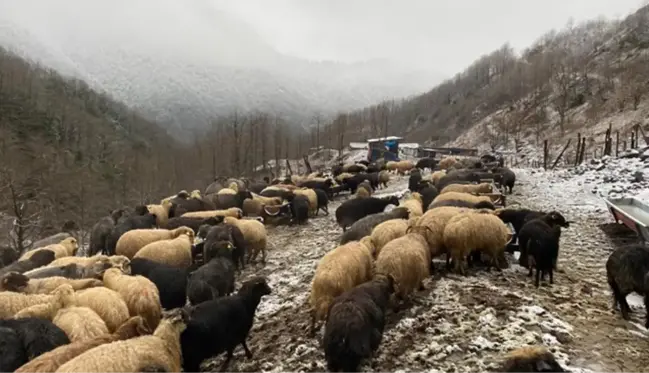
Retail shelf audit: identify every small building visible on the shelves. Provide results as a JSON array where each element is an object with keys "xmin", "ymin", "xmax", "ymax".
[
  {"xmin": 417, "ymin": 147, "xmax": 437, "ymax": 158},
  {"xmin": 366, "ymin": 136, "xmax": 403, "ymax": 162},
  {"xmin": 423, "ymin": 147, "xmax": 479, "ymax": 157}
]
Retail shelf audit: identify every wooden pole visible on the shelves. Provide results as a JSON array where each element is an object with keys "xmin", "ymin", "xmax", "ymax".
[
  {"xmin": 543, "ymin": 140, "xmax": 549, "ymax": 170},
  {"xmin": 616, "ymin": 131, "xmax": 620, "ymax": 157},
  {"xmin": 551, "ymin": 139, "xmax": 572, "ymax": 170},
  {"xmin": 579, "ymin": 138, "xmax": 587, "ymax": 164},
  {"xmin": 624, "ymin": 140, "xmax": 627, "ymax": 151},
  {"xmin": 575, "ymin": 133, "xmax": 581, "ymax": 166},
  {"xmin": 635, "ymin": 125, "xmax": 640, "ymax": 147}
]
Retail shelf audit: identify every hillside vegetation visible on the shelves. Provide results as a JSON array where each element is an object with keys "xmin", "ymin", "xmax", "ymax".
[{"xmin": 317, "ymin": 5, "xmax": 649, "ymax": 160}]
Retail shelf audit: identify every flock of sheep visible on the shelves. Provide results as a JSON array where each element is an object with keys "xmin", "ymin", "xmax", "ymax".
[{"xmin": 0, "ymin": 151, "xmax": 636, "ymax": 372}]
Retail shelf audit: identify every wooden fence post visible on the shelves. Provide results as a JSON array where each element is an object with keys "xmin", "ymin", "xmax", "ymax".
[
  {"xmin": 635, "ymin": 124, "xmax": 640, "ymax": 147},
  {"xmin": 551, "ymin": 139, "xmax": 572, "ymax": 170},
  {"xmin": 543, "ymin": 140, "xmax": 549, "ymax": 170},
  {"xmin": 575, "ymin": 133, "xmax": 581, "ymax": 166},
  {"xmin": 616, "ymin": 131, "xmax": 620, "ymax": 157},
  {"xmin": 579, "ymin": 138, "xmax": 587, "ymax": 164}
]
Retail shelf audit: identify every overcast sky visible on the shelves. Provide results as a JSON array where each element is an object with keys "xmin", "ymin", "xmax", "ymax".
[{"xmin": 215, "ymin": 0, "xmax": 645, "ymax": 75}]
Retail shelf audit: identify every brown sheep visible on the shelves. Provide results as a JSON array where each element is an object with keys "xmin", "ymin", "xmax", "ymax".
[
  {"xmin": 145, "ymin": 200, "xmax": 172, "ymax": 228},
  {"xmin": 440, "ymin": 182, "xmax": 493, "ymax": 195},
  {"xmin": 375, "ymin": 232, "xmax": 430, "ymax": 302},
  {"xmin": 102, "ymin": 268, "xmax": 162, "ymax": 331},
  {"xmin": 180, "ymin": 207, "xmax": 243, "ymax": 219},
  {"xmin": 53, "ymin": 306, "xmax": 110, "ymax": 343},
  {"xmin": 426, "ymin": 170, "xmax": 446, "ymax": 185},
  {"xmin": 73, "ymin": 286, "xmax": 131, "ymax": 332},
  {"xmin": 500, "ymin": 346, "xmax": 567, "ymax": 372},
  {"xmin": 115, "ymin": 226, "xmax": 194, "ymax": 259},
  {"xmin": 402, "ymin": 192, "xmax": 424, "ymax": 217},
  {"xmin": 293, "ymin": 188, "xmax": 318, "ymax": 216},
  {"xmin": 431, "ymin": 191, "xmax": 493, "ymax": 206},
  {"xmin": 385, "ymin": 161, "xmax": 398, "ymax": 172},
  {"xmin": 410, "ymin": 206, "xmax": 467, "ymax": 267},
  {"xmin": 55, "ymin": 309, "xmax": 187, "ymax": 373},
  {"xmin": 223, "ymin": 216, "xmax": 268, "ymax": 263},
  {"xmin": 133, "ymin": 230, "xmax": 194, "ymax": 268},
  {"xmin": 0, "ymin": 284, "xmax": 74, "ymax": 319},
  {"xmin": 439, "ymin": 156, "xmax": 458, "ymax": 170},
  {"xmin": 20, "ymin": 237, "xmax": 78, "ymax": 261},
  {"xmin": 48, "ymin": 255, "xmax": 130, "ymax": 272},
  {"xmin": 396, "ymin": 160, "xmax": 415, "ymax": 175},
  {"xmin": 1, "ymin": 271, "xmax": 102, "ymax": 294},
  {"xmin": 370, "ymin": 219, "xmax": 409, "ymax": 257}
]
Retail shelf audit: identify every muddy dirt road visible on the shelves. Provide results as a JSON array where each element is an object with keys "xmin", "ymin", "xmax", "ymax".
[{"xmin": 203, "ymin": 171, "xmax": 649, "ymax": 372}]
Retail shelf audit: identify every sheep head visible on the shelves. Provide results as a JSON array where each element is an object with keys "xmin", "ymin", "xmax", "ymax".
[
  {"xmin": 238, "ymin": 276, "xmax": 272, "ymax": 298},
  {"xmin": 114, "ymin": 316, "xmax": 151, "ymax": 339},
  {"xmin": 189, "ymin": 190, "xmax": 201, "ymax": 199},
  {"xmin": 60, "ymin": 237, "xmax": 79, "ymax": 255},
  {"xmin": 107, "ymin": 255, "xmax": 131, "ymax": 274},
  {"xmin": 1, "ymin": 271, "xmax": 29, "ymax": 292},
  {"xmin": 173, "ymin": 226, "xmax": 194, "ymax": 238}
]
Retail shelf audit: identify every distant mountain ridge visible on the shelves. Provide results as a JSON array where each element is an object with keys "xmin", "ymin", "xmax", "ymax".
[{"xmin": 0, "ymin": 0, "xmax": 443, "ymax": 139}]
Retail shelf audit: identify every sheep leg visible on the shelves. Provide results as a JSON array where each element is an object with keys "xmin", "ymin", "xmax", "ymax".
[
  {"xmin": 549, "ymin": 267, "xmax": 554, "ymax": 284},
  {"xmin": 242, "ymin": 341, "xmax": 253, "ymax": 359},
  {"xmin": 644, "ymin": 295, "xmax": 649, "ymax": 328},
  {"xmin": 220, "ymin": 349, "xmax": 234, "ymax": 372},
  {"xmin": 261, "ymin": 247, "xmax": 266, "ymax": 263},
  {"xmin": 323, "ymin": 206, "xmax": 329, "ymax": 216},
  {"xmin": 309, "ymin": 313, "xmax": 319, "ymax": 337},
  {"xmin": 610, "ymin": 280, "xmax": 631, "ymax": 319},
  {"xmin": 534, "ymin": 268, "xmax": 540, "ymax": 288},
  {"xmin": 527, "ymin": 266, "xmax": 533, "ymax": 277}
]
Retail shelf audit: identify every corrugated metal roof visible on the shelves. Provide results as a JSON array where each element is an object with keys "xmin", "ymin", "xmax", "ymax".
[{"xmin": 366, "ymin": 136, "xmax": 404, "ymax": 142}]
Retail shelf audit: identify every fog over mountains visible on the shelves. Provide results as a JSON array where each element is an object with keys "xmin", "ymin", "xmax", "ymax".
[{"xmin": 0, "ymin": 0, "xmax": 444, "ymax": 137}]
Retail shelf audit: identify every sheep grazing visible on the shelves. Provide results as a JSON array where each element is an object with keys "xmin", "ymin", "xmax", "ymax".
[
  {"xmin": 418, "ymin": 183, "xmax": 439, "ymax": 210},
  {"xmin": 439, "ymin": 156, "xmax": 458, "ymax": 170},
  {"xmin": 181, "ymin": 277, "xmax": 272, "ymax": 372},
  {"xmin": 1, "ymin": 271, "xmax": 103, "ymax": 294},
  {"xmin": 0, "ymin": 318, "xmax": 70, "ymax": 367},
  {"xmin": 606, "ymin": 245, "xmax": 649, "ymax": 327},
  {"xmin": 130, "ymin": 258, "xmax": 189, "ymax": 310},
  {"xmin": 223, "ymin": 216, "xmax": 268, "ymax": 263},
  {"xmin": 492, "ymin": 166, "xmax": 516, "ymax": 194},
  {"xmin": 202, "ymin": 223, "xmax": 247, "ymax": 270},
  {"xmin": 73, "ymin": 286, "xmax": 130, "ymax": 332},
  {"xmin": 314, "ymin": 188, "xmax": 330, "ymax": 215},
  {"xmin": 370, "ymin": 219, "xmax": 410, "ymax": 257},
  {"xmin": 115, "ymin": 226, "xmax": 195, "ymax": 259},
  {"xmin": 0, "ymin": 250, "xmax": 56, "ymax": 277},
  {"xmin": 104, "ymin": 213, "xmax": 158, "ymax": 255},
  {"xmin": 88, "ymin": 208, "xmax": 130, "ymax": 256},
  {"xmin": 168, "ymin": 193, "xmax": 216, "ymax": 218},
  {"xmin": 20, "ymin": 237, "xmax": 78, "ymax": 261},
  {"xmin": 495, "ymin": 208, "xmax": 545, "ymax": 244},
  {"xmin": 0, "ymin": 283, "xmax": 74, "ymax": 319},
  {"xmin": 165, "ymin": 216, "xmax": 222, "ymax": 234},
  {"xmin": 103, "ymin": 268, "xmax": 162, "ymax": 331},
  {"xmin": 14, "ymin": 316, "xmax": 150, "ymax": 373},
  {"xmin": 133, "ymin": 229, "xmax": 195, "ymax": 268},
  {"xmin": 432, "ymin": 191, "xmax": 492, "ymax": 206},
  {"xmin": 310, "ymin": 237, "xmax": 375, "ymax": 335},
  {"xmin": 408, "ymin": 169, "xmax": 422, "ymax": 192},
  {"xmin": 355, "ymin": 180, "xmax": 372, "ymax": 198},
  {"xmin": 52, "ymin": 306, "xmax": 110, "ymax": 343},
  {"xmin": 402, "ymin": 192, "xmax": 424, "ymax": 218},
  {"xmin": 378, "ymin": 170, "xmax": 390, "ymax": 188},
  {"xmin": 500, "ymin": 346, "xmax": 566, "ymax": 372},
  {"xmin": 428, "ymin": 170, "xmax": 446, "ymax": 185},
  {"xmin": 336, "ymin": 196, "xmax": 400, "ymax": 232},
  {"xmin": 339, "ymin": 207, "xmax": 410, "ymax": 245},
  {"xmin": 443, "ymin": 211, "xmax": 512, "ymax": 275},
  {"xmin": 290, "ymin": 194, "xmax": 311, "ymax": 225},
  {"xmin": 180, "ymin": 207, "xmax": 243, "ymax": 220},
  {"xmin": 145, "ymin": 200, "xmax": 173, "ymax": 228},
  {"xmin": 55, "ymin": 308, "xmax": 188, "ymax": 373},
  {"xmin": 410, "ymin": 206, "xmax": 468, "ymax": 268},
  {"xmin": 323, "ymin": 275, "xmax": 395, "ymax": 372},
  {"xmin": 429, "ymin": 198, "xmax": 495, "ymax": 211},
  {"xmin": 436, "ymin": 169, "xmax": 481, "ymax": 190},
  {"xmin": 440, "ymin": 182, "xmax": 493, "ymax": 195},
  {"xmin": 187, "ymin": 244, "xmax": 235, "ymax": 305},
  {"xmin": 375, "ymin": 233, "xmax": 430, "ymax": 303}
]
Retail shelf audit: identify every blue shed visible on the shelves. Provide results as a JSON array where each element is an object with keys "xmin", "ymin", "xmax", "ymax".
[{"xmin": 366, "ymin": 136, "xmax": 403, "ymax": 162}]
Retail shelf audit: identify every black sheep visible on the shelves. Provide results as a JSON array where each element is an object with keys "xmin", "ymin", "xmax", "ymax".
[
  {"xmin": 329, "ymin": 185, "xmax": 345, "ymax": 198},
  {"xmin": 130, "ymin": 257, "xmax": 189, "ymax": 309},
  {"xmin": 517, "ymin": 212, "xmax": 569, "ymax": 286},
  {"xmin": 260, "ymin": 188, "xmax": 295, "ymax": 201},
  {"xmin": 365, "ymin": 172, "xmax": 380, "ymax": 190},
  {"xmin": 104, "ymin": 213, "xmax": 157, "ymax": 255},
  {"xmin": 88, "ymin": 208, "xmax": 130, "ymax": 256},
  {"xmin": 290, "ymin": 194, "xmax": 311, "ymax": 225},
  {"xmin": 203, "ymin": 224, "xmax": 247, "ymax": 271},
  {"xmin": 211, "ymin": 190, "xmax": 253, "ymax": 210},
  {"xmin": 606, "ymin": 245, "xmax": 649, "ymax": 327},
  {"xmin": 314, "ymin": 188, "xmax": 330, "ymax": 216},
  {"xmin": 0, "ymin": 326, "xmax": 26, "ymax": 372},
  {"xmin": 418, "ymin": 183, "xmax": 438, "ymax": 210},
  {"xmin": 415, "ymin": 157, "xmax": 437, "ymax": 171},
  {"xmin": 299, "ymin": 179, "xmax": 334, "ymax": 195},
  {"xmin": 335, "ymin": 196, "xmax": 400, "ymax": 231},
  {"xmin": 323, "ymin": 275, "xmax": 394, "ymax": 372},
  {"xmin": 248, "ymin": 177, "xmax": 270, "ymax": 194},
  {"xmin": 0, "ymin": 246, "xmax": 18, "ymax": 269},
  {"xmin": 480, "ymin": 154, "xmax": 497, "ymax": 163},
  {"xmin": 0, "ymin": 250, "xmax": 55, "ymax": 277},
  {"xmin": 357, "ymin": 160, "xmax": 370, "ymax": 166},
  {"xmin": 346, "ymin": 164, "xmax": 366, "ymax": 173},
  {"xmin": 436, "ymin": 171, "xmax": 480, "ymax": 190},
  {"xmin": 180, "ymin": 276, "xmax": 272, "ymax": 372},
  {"xmin": 341, "ymin": 174, "xmax": 368, "ymax": 195},
  {"xmin": 166, "ymin": 216, "xmax": 223, "ymax": 234},
  {"xmin": 365, "ymin": 163, "xmax": 381, "ymax": 173},
  {"xmin": 496, "ymin": 208, "xmax": 545, "ymax": 248},
  {"xmin": 492, "ymin": 167, "xmax": 516, "ymax": 194},
  {"xmin": 340, "ymin": 207, "xmax": 410, "ymax": 245},
  {"xmin": 428, "ymin": 199, "xmax": 495, "ymax": 210},
  {"xmin": 169, "ymin": 196, "xmax": 216, "ymax": 218},
  {"xmin": 187, "ymin": 243, "xmax": 235, "ymax": 305},
  {"xmin": 408, "ymin": 169, "xmax": 422, "ymax": 192},
  {"xmin": 0, "ymin": 318, "xmax": 70, "ymax": 363}
]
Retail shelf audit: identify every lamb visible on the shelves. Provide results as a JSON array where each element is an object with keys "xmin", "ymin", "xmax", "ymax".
[
  {"xmin": 102, "ymin": 268, "xmax": 162, "ymax": 331},
  {"xmin": 187, "ymin": 244, "xmax": 235, "ymax": 305},
  {"xmin": 356, "ymin": 180, "xmax": 373, "ymax": 198},
  {"xmin": 499, "ymin": 345, "xmax": 566, "ymax": 372},
  {"xmin": 223, "ymin": 216, "xmax": 268, "ymax": 263},
  {"xmin": 28, "ymin": 225, "xmax": 75, "ymax": 250},
  {"xmin": 165, "ymin": 216, "xmax": 222, "ymax": 234},
  {"xmin": 55, "ymin": 308, "xmax": 187, "ymax": 373},
  {"xmin": 202, "ymin": 223, "xmax": 247, "ymax": 270},
  {"xmin": 104, "ymin": 213, "xmax": 158, "ymax": 255},
  {"xmin": 144, "ymin": 200, "xmax": 173, "ymax": 228},
  {"xmin": 14, "ymin": 316, "xmax": 150, "ymax": 373},
  {"xmin": 402, "ymin": 192, "xmax": 424, "ymax": 218},
  {"xmin": 443, "ymin": 211, "xmax": 512, "ymax": 275},
  {"xmin": 408, "ymin": 169, "xmax": 422, "ymax": 192},
  {"xmin": 130, "ymin": 258, "xmax": 189, "ymax": 310},
  {"xmin": 0, "ymin": 283, "xmax": 74, "ymax": 319},
  {"xmin": 290, "ymin": 194, "xmax": 311, "ymax": 225},
  {"xmin": 133, "ymin": 229, "xmax": 195, "ymax": 268},
  {"xmin": 52, "ymin": 306, "xmax": 109, "ymax": 343},
  {"xmin": 0, "ymin": 250, "xmax": 55, "ymax": 277},
  {"xmin": 20, "ymin": 237, "xmax": 78, "ymax": 261},
  {"xmin": 439, "ymin": 156, "xmax": 458, "ymax": 170},
  {"xmin": 375, "ymin": 233, "xmax": 430, "ymax": 302},
  {"xmin": 606, "ymin": 245, "xmax": 649, "ymax": 327},
  {"xmin": 314, "ymin": 188, "xmax": 329, "ymax": 215},
  {"xmin": 334, "ymin": 172, "xmax": 354, "ymax": 184},
  {"xmin": 427, "ymin": 169, "xmax": 446, "ymax": 185},
  {"xmin": 180, "ymin": 207, "xmax": 243, "ymax": 219},
  {"xmin": 492, "ymin": 166, "xmax": 516, "ymax": 194},
  {"xmin": 335, "ymin": 195, "xmax": 400, "ymax": 231},
  {"xmin": 73, "ymin": 286, "xmax": 131, "ymax": 332},
  {"xmin": 310, "ymin": 237, "xmax": 375, "ymax": 335},
  {"xmin": 115, "ymin": 226, "xmax": 195, "ymax": 259},
  {"xmin": 365, "ymin": 171, "xmax": 380, "ymax": 190},
  {"xmin": 440, "ymin": 182, "xmax": 493, "ymax": 195},
  {"xmin": 180, "ymin": 277, "xmax": 271, "ymax": 371},
  {"xmin": 323, "ymin": 275, "xmax": 395, "ymax": 372},
  {"xmin": 248, "ymin": 178, "xmax": 270, "ymax": 194},
  {"xmin": 370, "ymin": 219, "xmax": 410, "ymax": 257},
  {"xmin": 293, "ymin": 188, "xmax": 318, "ymax": 216},
  {"xmin": 1, "ymin": 271, "xmax": 103, "ymax": 294},
  {"xmin": 88, "ymin": 208, "xmax": 130, "ymax": 256},
  {"xmin": 0, "ymin": 318, "xmax": 70, "ymax": 367},
  {"xmin": 340, "ymin": 207, "xmax": 410, "ymax": 245}
]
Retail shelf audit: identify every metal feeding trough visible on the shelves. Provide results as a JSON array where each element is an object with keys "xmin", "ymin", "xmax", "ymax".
[{"xmin": 604, "ymin": 196, "xmax": 649, "ymax": 244}]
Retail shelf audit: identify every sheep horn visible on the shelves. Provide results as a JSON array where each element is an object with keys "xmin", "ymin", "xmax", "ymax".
[{"xmin": 263, "ymin": 206, "xmax": 281, "ymax": 217}]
